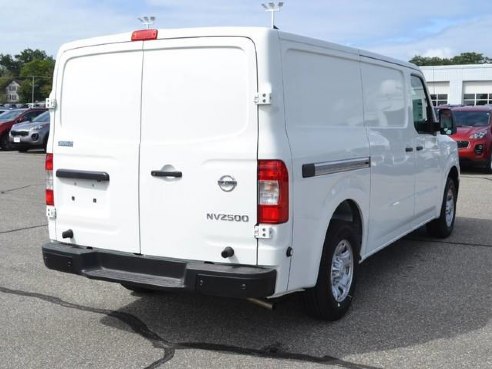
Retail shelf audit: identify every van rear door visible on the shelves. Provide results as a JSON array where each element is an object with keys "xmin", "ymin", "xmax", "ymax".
[
  {"xmin": 139, "ymin": 37, "xmax": 259, "ymax": 264},
  {"xmin": 52, "ymin": 42, "xmax": 143, "ymax": 253}
]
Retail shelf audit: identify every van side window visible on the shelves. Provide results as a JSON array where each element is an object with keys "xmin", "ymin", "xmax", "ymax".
[
  {"xmin": 361, "ymin": 64, "xmax": 406, "ymax": 128},
  {"xmin": 411, "ymin": 76, "xmax": 432, "ymax": 132}
]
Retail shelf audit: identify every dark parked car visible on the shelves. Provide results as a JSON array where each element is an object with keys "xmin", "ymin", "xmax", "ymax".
[
  {"xmin": 0, "ymin": 108, "xmax": 47, "ymax": 150},
  {"xmin": 9, "ymin": 110, "xmax": 50, "ymax": 152}
]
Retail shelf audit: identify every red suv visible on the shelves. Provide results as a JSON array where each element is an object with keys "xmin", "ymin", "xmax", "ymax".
[
  {"xmin": 446, "ymin": 105, "xmax": 492, "ymax": 172},
  {"xmin": 0, "ymin": 108, "xmax": 47, "ymax": 150}
]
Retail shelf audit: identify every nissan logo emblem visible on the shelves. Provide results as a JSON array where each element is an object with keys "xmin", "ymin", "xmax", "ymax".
[{"xmin": 218, "ymin": 175, "xmax": 237, "ymax": 192}]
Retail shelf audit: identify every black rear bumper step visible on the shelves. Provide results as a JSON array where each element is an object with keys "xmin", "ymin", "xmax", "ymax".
[{"xmin": 42, "ymin": 242, "xmax": 276, "ymax": 298}]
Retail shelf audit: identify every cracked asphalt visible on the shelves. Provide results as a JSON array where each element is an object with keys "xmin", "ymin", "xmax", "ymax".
[{"xmin": 0, "ymin": 151, "xmax": 491, "ymax": 369}]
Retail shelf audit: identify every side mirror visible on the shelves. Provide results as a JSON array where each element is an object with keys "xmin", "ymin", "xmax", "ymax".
[{"xmin": 438, "ymin": 108, "xmax": 456, "ymax": 135}]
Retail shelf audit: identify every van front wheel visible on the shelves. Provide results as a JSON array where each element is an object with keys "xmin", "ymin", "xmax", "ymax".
[{"xmin": 303, "ymin": 220, "xmax": 358, "ymax": 321}]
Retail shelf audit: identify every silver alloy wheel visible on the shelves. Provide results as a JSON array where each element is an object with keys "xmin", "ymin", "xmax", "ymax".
[
  {"xmin": 445, "ymin": 185, "xmax": 455, "ymax": 228},
  {"xmin": 330, "ymin": 239, "xmax": 354, "ymax": 302}
]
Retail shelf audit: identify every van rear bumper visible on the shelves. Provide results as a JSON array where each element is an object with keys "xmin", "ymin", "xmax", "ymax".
[{"xmin": 42, "ymin": 242, "xmax": 276, "ymax": 298}]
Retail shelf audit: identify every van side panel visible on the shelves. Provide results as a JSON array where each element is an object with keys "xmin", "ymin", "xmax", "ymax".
[
  {"xmin": 280, "ymin": 42, "xmax": 370, "ymax": 290},
  {"xmin": 52, "ymin": 43, "xmax": 143, "ymax": 253}
]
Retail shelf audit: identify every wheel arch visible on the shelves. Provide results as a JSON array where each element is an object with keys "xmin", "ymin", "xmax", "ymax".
[
  {"xmin": 329, "ymin": 199, "xmax": 363, "ymax": 260},
  {"xmin": 448, "ymin": 165, "xmax": 459, "ymax": 195}
]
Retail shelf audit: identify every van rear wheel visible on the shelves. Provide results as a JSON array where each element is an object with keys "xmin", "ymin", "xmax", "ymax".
[
  {"xmin": 303, "ymin": 220, "xmax": 358, "ymax": 321},
  {"xmin": 426, "ymin": 177, "xmax": 457, "ymax": 238}
]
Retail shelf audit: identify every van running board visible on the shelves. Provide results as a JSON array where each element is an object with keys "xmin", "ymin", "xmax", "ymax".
[{"xmin": 42, "ymin": 242, "xmax": 276, "ymax": 298}]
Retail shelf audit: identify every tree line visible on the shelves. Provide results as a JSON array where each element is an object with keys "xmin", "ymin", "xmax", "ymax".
[
  {"xmin": 409, "ymin": 52, "xmax": 491, "ymax": 66},
  {"xmin": 0, "ymin": 49, "xmax": 55, "ymax": 104}
]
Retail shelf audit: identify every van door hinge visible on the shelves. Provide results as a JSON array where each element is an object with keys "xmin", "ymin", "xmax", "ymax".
[
  {"xmin": 46, "ymin": 206, "xmax": 56, "ymax": 219},
  {"xmin": 46, "ymin": 98, "xmax": 57, "ymax": 109},
  {"xmin": 254, "ymin": 225, "xmax": 273, "ymax": 239},
  {"xmin": 254, "ymin": 92, "xmax": 272, "ymax": 105}
]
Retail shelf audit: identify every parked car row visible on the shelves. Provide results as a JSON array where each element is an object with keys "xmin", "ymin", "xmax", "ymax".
[
  {"xmin": 0, "ymin": 108, "xmax": 48, "ymax": 151},
  {"xmin": 0, "ymin": 102, "xmax": 46, "ymax": 109}
]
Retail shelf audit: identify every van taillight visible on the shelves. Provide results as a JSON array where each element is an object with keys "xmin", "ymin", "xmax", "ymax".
[
  {"xmin": 258, "ymin": 160, "xmax": 289, "ymax": 224},
  {"xmin": 45, "ymin": 153, "xmax": 54, "ymax": 206}
]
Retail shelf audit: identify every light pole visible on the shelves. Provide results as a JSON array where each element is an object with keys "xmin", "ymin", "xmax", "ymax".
[
  {"xmin": 31, "ymin": 76, "xmax": 35, "ymax": 105},
  {"xmin": 261, "ymin": 2, "xmax": 284, "ymax": 29},
  {"xmin": 137, "ymin": 16, "xmax": 156, "ymax": 29}
]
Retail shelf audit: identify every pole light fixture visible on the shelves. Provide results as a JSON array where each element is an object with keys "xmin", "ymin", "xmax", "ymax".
[
  {"xmin": 261, "ymin": 2, "xmax": 284, "ymax": 29},
  {"xmin": 137, "ymin": 16, "xmax": 156, "ymax": 29}
]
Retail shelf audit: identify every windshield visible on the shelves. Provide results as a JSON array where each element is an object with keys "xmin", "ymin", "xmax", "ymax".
[
  {"xmin": 31, "ymin": 111, "xmax": 50, "ymax": 123},
  {"xmin": 453, "ymin": 111, "xmax": 490, "ymax": 127},
  {"xmin": 0, "ymin": 109, "xmax": 24, "ymax": 121}
]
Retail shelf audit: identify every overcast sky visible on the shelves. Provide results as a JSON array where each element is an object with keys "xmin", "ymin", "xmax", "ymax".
[{"xmin": 2, "ymin": 0, "xmax": 492, "ymax": 62}]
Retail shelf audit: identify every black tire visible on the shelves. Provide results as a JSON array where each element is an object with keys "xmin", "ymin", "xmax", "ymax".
[
  {"xmin": 426, "ymin": 177, "xmax": 457, "ymax": 238},
  {"xmin": 18, "ymin": 148, "xmax": 28, "ymax": 153},
  {"xmin": 120, "ymin": 283, "xmax": 155, "ymax": 294},
  {"xmin": 0, "ymin": 134, "xmax": 12, "ymax": 151},
  {"xmin": 485, "ymin": 151, "xmax": 492, "ymax": 174},
  {"xmin": 303, "ymin": 220, "xmax": 359, "ymax": 321}
]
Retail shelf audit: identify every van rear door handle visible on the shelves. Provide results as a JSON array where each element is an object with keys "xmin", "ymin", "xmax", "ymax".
[
  {"xmin": 416, "ymin": 146, "xmax": 424, "ymax": 151},
  {"xmin": 405, "ymin": 147, "xmax": 414, "ymax": 152},
  {"xmin": 151, "ymin": 170, "xmax": 182, "ymax": 178},
  {"xmin": 56, "ymin": 169, "xmax": 110, "ymax": 182}
]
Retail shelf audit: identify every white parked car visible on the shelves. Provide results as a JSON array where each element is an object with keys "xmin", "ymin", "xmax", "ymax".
[{"xmin": 42, "ymin": 27, "xmax": 459, "ymax": 320}]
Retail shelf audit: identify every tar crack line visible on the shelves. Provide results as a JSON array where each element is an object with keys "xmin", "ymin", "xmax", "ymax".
[
  {"xmin": 0, "ymin": 286, "xmax": 381, "ymax": 369},
  {"xmin": 0, "ymin": 183, "xmax": 44, "ymax": 194},
  {"xmin": 0, "ymin": 224, "xmax": 48, "ymax": 234}
]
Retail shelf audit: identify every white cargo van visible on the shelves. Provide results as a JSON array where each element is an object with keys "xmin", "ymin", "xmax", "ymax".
[{"xmin": 42, "ymin": 27, "xmax": 459, "ymax": 320}]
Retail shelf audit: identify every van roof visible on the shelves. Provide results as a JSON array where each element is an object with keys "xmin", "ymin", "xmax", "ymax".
[{"xmin": 57, "ymin": 26, "xmax": 419, "ymax": 71}]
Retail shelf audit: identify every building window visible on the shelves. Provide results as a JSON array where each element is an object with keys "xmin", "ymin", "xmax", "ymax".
[
  {"xmin": 463, "ymin": 93, "xmax": 492, "ymax": 106},
  {"xmin": 430, "ymin": 94, "xmax": 448, "ymax": 106}
]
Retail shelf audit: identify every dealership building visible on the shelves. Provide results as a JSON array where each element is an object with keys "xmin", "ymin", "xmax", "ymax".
[{"xmin": 421, "ymin": 64, "xmax": 492, "ymax": 106}]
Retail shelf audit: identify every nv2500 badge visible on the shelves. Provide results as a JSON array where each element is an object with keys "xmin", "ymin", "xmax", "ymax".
[{"xmin": 206, "ymin": 213, "xmax": 250, "ymax": 222}]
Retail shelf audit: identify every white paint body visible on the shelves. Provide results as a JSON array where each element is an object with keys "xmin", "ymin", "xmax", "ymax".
[{"xmin": 47, "ymin": 28, "xmax": 459, "ymax": 296}]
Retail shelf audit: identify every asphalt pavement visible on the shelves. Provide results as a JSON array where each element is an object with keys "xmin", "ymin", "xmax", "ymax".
[{"xmin": 0, "ymin": 150, "xmax": 490, "ymax": 369}]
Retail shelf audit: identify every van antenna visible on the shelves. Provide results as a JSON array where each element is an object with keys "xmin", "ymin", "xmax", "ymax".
[
  {"xmin": 261, "ymin": 2, "xmax": 284, "ymax": 29},
  {"xmin": 137, "ymin": 16, "xmax": 156, "ymax": 29}
]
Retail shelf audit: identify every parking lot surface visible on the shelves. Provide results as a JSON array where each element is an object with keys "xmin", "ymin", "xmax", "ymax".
[{"xmin": 0, "ymin": 151, "xmax": 491, "ymax": 369}]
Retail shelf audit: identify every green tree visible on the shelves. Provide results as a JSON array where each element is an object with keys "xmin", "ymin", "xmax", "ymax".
[
  {"xmin": 18, "ymin": 58, "xmax": 55, "ymax": 102},
  {"xmin": 15, "ymin": 49, "xmax": 51, "ymax": 65},
  {"xmin": 0, "ymin": 54, "xmax": 21, "ymax": 76},
  {"xmin": 410, "ymin": 52, "xmax": 492, "ymax": 66},
  {"xmin": 451, "ymin": 52, "xmax": 491, "ymax": 64},
  {"xmin": 0, "ymin": 48, "xmax": 55, "ymax": 103},
  {"xmin": 0, "ymin": 77, "xmax": 10, "ymax": 103}
]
